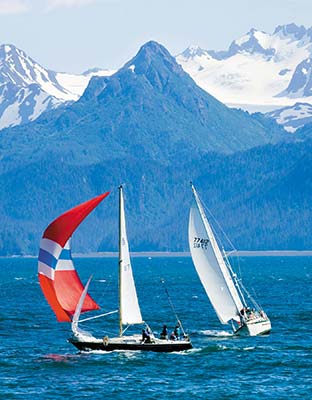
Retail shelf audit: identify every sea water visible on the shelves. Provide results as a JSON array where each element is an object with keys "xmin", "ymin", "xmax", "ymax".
[{"xmin": 0, "ymin": 256, "xmax": 311, "ymax": 399}]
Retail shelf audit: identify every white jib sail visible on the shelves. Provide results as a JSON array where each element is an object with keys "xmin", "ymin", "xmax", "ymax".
[
  {"xmin": 72, "ymin": 275, "xmax": 93, "ymax": 336},
  {"xmin": 189, "ymin": 186, "xmax": 243, "ymax": 324},
  {"xmin": 119, "ymin": 187, "xmax": 143, "ymax": 325}
]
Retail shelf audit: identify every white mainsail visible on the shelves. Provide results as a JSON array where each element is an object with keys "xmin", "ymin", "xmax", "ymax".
[
  {"xmin": 119, "ymin": 186, "xmax": 143, "ymax": 326},
  {"xmin": 189, "ymin": 185, "xmax": 243, "ymax": 324}
]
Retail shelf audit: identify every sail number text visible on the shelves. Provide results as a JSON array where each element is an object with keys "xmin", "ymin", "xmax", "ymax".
[{"xmin": 193, "ymin": 237, "xmax": 209, "ymax": 249}]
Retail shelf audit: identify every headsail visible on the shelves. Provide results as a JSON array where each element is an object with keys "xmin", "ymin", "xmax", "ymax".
[
  {"xmin": 71, "ymin": 275, "xmax": 94, "ymax": 337},
  {"xmin": 38, "ymin": 192, "xmax": 110, "ymax": 322},
  {"xmin": 189, "ymin": 185, "xmax": 243, "ymax": 324},
  {"xmin": 119, "ymin": 186, "xmax": 143, "ymax": 326}
]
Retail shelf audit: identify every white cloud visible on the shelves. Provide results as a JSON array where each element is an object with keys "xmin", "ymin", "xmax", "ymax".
[{"xmin": 0, "ymin": 0, "xmax": 29, "ymax": 15}]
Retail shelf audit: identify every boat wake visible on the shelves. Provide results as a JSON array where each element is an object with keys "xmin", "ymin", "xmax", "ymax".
[
  {"xmin": 169, "ymin": 347, "xmax": 200, "ymax": 355},
  {"xmin": 198, "ymin": 329, "xmax": 234, "ymax": 337}
]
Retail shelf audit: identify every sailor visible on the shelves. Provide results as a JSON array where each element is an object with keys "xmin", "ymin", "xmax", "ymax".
[
  {"xmin": 141, "ymin": 329, "xmax": 151, "ymax": 343},
  {"xmin": 174, "ymin": 323, "xmax": 181, "ymax": 340},
  {"xmin": 169, "ymin": 331, "xmax": 176, "ymax": 340},
  {"xmin": 160, "ymin": 324, "xmax": 168, "ymax": 340}
]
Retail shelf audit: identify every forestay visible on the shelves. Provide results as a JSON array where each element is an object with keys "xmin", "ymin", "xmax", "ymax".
[
  {"xmin": 189, "ymin": 186, "xmax": 243, "ymax": 324},
  {"xmin": 119, "ymin": 187, "xmax": 143, "ymax": 325}
]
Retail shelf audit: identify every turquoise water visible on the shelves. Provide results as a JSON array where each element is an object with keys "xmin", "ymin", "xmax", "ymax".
[{"xmin": 1, "ymin": 256, "xmax": 311, "ymax": 399}]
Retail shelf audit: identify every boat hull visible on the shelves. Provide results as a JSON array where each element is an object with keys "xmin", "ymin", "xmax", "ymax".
[
  {"xmin": 234, "ymin": 318, "xmax": 271, "ymax": 336},
  {"xmin": 68, "ymin": 335, "xmax": 192, "ymax": 352}
]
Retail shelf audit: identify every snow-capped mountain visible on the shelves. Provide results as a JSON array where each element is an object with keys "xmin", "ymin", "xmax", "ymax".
[
  {"xmin": 177, "ymin": 23, "xmax": 312, "ymax": 111},
  {"xmin": 0, "ymin": 44, "xmax": 114, "ymax": 129},
  {"xmin": 282, "ymin": 57, "xmax": 312, "ymax": 98},
  {"xmin": 265, "ymin": 102, "xmax": 312, "ymax": 132},
  {"xmin": 0, "ymin": 82, "xmax": 62, "ymax": 129}
]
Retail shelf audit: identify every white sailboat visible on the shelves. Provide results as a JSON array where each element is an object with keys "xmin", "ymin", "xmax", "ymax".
[
  {"xmin": 188, "ymin": 183, "xmax": 271, "ymax": 336},
  {"xmin": 65, "ymin": 186, "xmax": 192, "ymax": 352}
]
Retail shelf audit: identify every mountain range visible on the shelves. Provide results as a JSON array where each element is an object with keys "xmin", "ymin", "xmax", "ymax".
[
  {"xmin": 0, "ymin": 38, "xmax": 310, "ymax": 255},
  {"xmin": 0, "ymin": 44, "xmax": 113, "ymax": 130},
  {"xmin": 2, "ymin": 24, "xmax": 312, "ymax": 132},
  {"xmin": 0, "ymin": 40, "xmax": 284, "ymax": 171},
  {"xmin": 177, "ymin": 23, "xmax": 312, "ymax": 112},
  {"xmin": 0, "ymin": 39, "xmax": 309, "ymax": 256}
]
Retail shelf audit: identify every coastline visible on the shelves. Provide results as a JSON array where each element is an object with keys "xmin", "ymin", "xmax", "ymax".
[
  {"xmin": 2, "ymin": 250, "xmax": 312, "ymax": 259},
  {"xmin": 74, "ymin": 250, "xmax": 312, "ymax": 258}
]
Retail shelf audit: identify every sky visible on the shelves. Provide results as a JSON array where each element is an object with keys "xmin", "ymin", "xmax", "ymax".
[{"xmin": 0, "ymin": 0, "xmax": 311, "ymax": 73}]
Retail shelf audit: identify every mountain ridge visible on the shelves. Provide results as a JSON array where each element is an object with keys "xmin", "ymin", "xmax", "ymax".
[
  {"xmin": 177, "ymin": 23, "xmax": 312, "ymax": 111},
  {"xmin": 0, "ymin": 43, "xmax": 114, "ymax": 130}
]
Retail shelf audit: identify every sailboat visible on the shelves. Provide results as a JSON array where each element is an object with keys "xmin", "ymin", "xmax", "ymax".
[
  {"xmin": 188, "ymin": 183, "xmax": 271, "ymax": 336},
  {"xmin": 38, "ymin": 186, "xmax": 192, "ymax": 352}
]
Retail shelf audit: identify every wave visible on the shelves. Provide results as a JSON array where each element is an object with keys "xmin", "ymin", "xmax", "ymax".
[
  {"xmin": 197, "ymin": 329, "xmax": 234, "ymax": 337},
  {"xmin": 170, "ymin": 347, "xmax": 202, "ymax": 355},
  {"xmin": 243, "ymin": 346, "xmax": 256, "ymax": 351}
]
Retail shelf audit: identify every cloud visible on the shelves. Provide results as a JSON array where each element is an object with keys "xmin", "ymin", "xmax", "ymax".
[{"xmin": 0, "ymin": 0, "xmax": 29, "ymax": 15}]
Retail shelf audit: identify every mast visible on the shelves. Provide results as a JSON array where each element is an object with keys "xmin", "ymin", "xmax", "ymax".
[
  {"xmin": 223, "ymin": 249, "xmax": 247, "ymax": 308},
  {"xmin": 119, "ymin": 185, "xmax": 123, "ymax": 337}
]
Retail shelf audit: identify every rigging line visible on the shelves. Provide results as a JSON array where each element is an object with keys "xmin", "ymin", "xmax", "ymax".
[
  {"xmin": 201, "ymin": 197, "xmax": 237, "ymax": 252},
  {"xmin": 250, "ymin": 286, "xmax": 263, "ymax": 309},
  {"xmin": 223, "ymin": 250, "xmax": 247, "ymax": 307},
  {"xmin": 78, "ymin": 309, "xmax": 118, "ymax": 323},
  {"xmin": 200, "ymin": 194, "xmax": 246, "ymax": 283},
  {"xmin": 122, "ymin": 324, "xmax": 131, "ymax": 335},
  {"xmin": 160, "ymin": 278, "xmax": 186, "ymax": 336},
  {"xmin": 145, "ymin": 322, "xmax": 154, "ymax": 335},
  {"xmin": 94, "ymin": 274, "xmax": 114, "ymax": 308},
  {"xmin": 121, "ymin": 322, "xmax": 150, "ymax": 336},
  {"xmin": 239, "ymin": 280, "xmax": 261, "ymax": 310}
]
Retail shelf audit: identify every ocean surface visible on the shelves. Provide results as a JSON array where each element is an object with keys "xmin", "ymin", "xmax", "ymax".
[{"xmin": 1, "ymin": 256, "xmax": 311, "ymax": 399}]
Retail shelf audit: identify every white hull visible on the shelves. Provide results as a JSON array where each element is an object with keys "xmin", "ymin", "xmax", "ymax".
[{"xmin": 235, "ymin": 318, "xmax": 271, "ymax": 336}]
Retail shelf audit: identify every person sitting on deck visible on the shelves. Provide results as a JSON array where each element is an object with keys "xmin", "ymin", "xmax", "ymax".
[
  {"xmin": 141, "ymin": 329, "xmax": 151, "ymax": 343},
  {"xmin": 160, "ymin": 324, "xmax": 168, "ymax": 340},
  {"xmin": 173, "ymin": 323, "xmax": 181, "ymax": 340},
  {"xmin": 169, "ymin": 331, "xmax": 176, "ymax": 340}
]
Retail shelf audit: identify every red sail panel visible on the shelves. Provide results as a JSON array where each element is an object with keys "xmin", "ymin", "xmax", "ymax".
[
  {"xmin": 38, "ymin": 191, "xmax": 110, "ymax": 322},
  {"xmin": 39, "ymin": 274, "xmax": 71, "ymax": 322},
  {"xmin": 43, "ymin": 192, "xmax": 110, "ymax": 247},
  {"xmin": 54, "ymin": 270, "xmax": 100, "ymax": 315}
]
